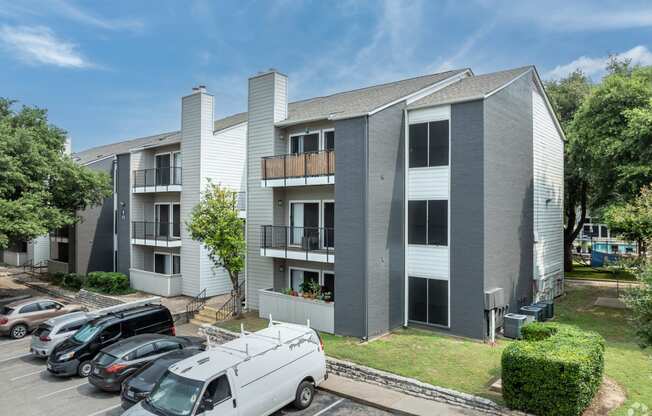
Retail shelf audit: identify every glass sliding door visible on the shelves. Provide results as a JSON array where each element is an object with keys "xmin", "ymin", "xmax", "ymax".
[
  {"xmin": 172, "ymin": 204, "xmax": 181, "ymax": 238},
  {"xmin": 173, "ymin": 152, "xmax": 182, "ymax": 185},
  {"xmin": 155, "ymin": 204, "xmax": 170, "ymax": 238},
  {"xmin": 323, "ymin": 202, "xmax": 334, "ymax": 248},
  {"xmin": 155, "ymin": 154, "xmax": 171, "ymax": 186},
  {"xmin": 408, "ymin": 276, "xmax": 448, "ymax": 327},
  {"xmin": 290, "ymin": 202, "xmax": 319, "ymax": 249},
  {"xmin": 290, "ymin": 269, "xmax": 319, "ymax": 292},
  {"xmin": 172, "ymin": 255, "xmax": 181, "ymax": 274},
  {"xmin": 290, "ymin": 133, "xmax": 319, "ymax": 154}
]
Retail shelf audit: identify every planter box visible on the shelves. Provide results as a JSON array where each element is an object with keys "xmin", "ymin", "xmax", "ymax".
[
  {"xmin": 129, "ymin": 268, "xmax": 182, "ymax": 297},
  {"xmin": 258, "ymin": 288, "xmax": 334, "ymax": 333}
]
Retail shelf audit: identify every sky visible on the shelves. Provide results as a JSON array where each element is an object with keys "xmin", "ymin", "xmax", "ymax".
[{"xmin": 1, "ymin": 0, "xmax": 651, "ymax": 152}]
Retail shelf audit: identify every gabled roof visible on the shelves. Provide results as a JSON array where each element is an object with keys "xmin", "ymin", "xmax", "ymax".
[
  {"xmin": 407, "ymin": 66, "xmax": 533, "ymax": 109},
  {"xmin": 281, "ymin": 69, "xmax": 469, "ymax": 125}
]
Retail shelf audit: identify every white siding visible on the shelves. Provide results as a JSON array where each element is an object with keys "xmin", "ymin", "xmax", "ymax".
[
  {"xmin": 408, "ymin": 105, "xmax": 450, "ymax": 124},
  {"xmin": 407, "ymin": 245, "xmax": 449, "ymax": 280},
  {"xmin": 532, "ymin": 89, "xmax": 564, "ymax": 285},
  {"xmin": 408, "ymin": 167, "xmax": 448, "ymax": 200}
]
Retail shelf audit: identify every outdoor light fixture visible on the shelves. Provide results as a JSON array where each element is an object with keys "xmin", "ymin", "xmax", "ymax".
[
  {"xmin": 279, "ymin": 266, "xmax": 284, "ymax": 273},
  {"xmin": 277, "ymin": 200, "xmax": 283, "ymax": 207}
]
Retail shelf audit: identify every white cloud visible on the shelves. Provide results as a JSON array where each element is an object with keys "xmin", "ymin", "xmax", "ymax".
[
  {"xmin": 545, "ymin": 45, "xmax": 652, "ymax": 79},
  {"xmin": 0, "ymin": 25, "xmax": 93, "ymax": 68},
  {"xmin": 49, "ymin": 0, "xmax": 144, "ymax": 31},
  {"xmin": 432, "ymin": 22, "xmax": 495, "ymax": 72}
]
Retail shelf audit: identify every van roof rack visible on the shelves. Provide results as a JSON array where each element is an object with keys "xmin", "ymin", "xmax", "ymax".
[{"xmin": 86, "ymin": 297, "xmax": 161, "ymax": 319}]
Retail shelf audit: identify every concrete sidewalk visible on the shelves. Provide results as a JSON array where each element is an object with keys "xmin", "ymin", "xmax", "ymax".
[{"xmin": 320, "ymin": 374, "xmax": 486, "ymax": 416}]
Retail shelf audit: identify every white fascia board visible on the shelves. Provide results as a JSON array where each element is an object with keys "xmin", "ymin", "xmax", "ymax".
[
  {"xmin": 82, "ymin": 153, "xmax": 116, "ymax": 166},
  {"xmin": 275, "ymin": 116, "xmax": 329, "ymax": 128},
  {"xmin": 530, "ymin": 67, "xmax": 567, "ymax": 142},
  {"xmin": 368, "ymin": 69, "xmax": 473, "ymax": 116}
]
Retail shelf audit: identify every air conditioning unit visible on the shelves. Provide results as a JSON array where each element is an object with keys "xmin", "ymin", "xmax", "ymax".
[
  {"xmin": 503, "ymin": 313, "xmax": 528, "ymax": 339},
  {"xmin": 520, "ymin": 305, "xmax": 544, "ymax": 322},
  {"xmin": 533, "ymin": 301, "xmax": 554, "ymax": 320}
]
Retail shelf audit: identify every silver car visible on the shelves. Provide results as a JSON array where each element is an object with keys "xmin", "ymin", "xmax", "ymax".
[{"xmin": 30, "ymin": 312, "xmax": 90, "ymax": 357}]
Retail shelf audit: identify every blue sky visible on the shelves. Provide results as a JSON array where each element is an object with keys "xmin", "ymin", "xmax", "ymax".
[{"xmin": 1, "ymin": 0, "xmax": 651, "ymax": 152}]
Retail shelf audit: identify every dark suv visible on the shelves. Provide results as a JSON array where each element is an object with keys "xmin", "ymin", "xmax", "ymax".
[
  {"xmin": 47, "ymin": 304, "xmax": 174, "ymax": 377},
  {"xmin": 89, "ymin": 334, "xmax": 204, "ymax": 392}
]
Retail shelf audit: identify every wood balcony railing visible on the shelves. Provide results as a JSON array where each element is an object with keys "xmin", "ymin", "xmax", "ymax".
[{"xmin": 261, "ymin": 150, "xmax": 335, "ymax": 185}]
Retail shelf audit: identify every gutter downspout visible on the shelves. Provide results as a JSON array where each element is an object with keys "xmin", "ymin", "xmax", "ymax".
[
  {"xmin": 363, "ymin": 115, "xmax": 369, "ymax": 340},
  {"xmin": 112, "ymin": 156, "xmax": 118, "ymax": 272}
]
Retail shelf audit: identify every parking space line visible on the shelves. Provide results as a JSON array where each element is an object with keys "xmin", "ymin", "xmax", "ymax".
[
  {"xmin": 0, "ymin": 361, "xmax": 37, "ymax": 372},
  {"xmin": 87, "ymin": 403, "xmax": 122, "ymax": 416},
  {"xmin": 0, "ymin": 338, "xmax": 30, "ymax": 347},
  {"xmin": 10, "ymin": 368, "xmax": 44, "ymax": 381},
  {"xmin": 0, "ymin": 352, "xmax": 32, "ymax": 363},
  {"xmin": 38, "ymin": 381, "xmax": 89, "ymax": 399},
  {"xmin": 311, "ymin": 398, "xmax": 344, "ymax": 416}
]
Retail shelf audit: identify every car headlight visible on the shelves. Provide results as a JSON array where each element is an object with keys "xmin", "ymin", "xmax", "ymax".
[{"xmin": 58, "ymin": 351, "xmax": 75, "ymax": 361}]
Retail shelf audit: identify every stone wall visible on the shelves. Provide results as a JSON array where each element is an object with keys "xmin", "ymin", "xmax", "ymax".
[{"xmin": 75, "ymin": 289, "xmax": 124, "ymax": 309}]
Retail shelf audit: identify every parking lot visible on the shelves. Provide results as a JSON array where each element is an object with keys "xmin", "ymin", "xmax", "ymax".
[{"xmin": 0, "ymin": 326, "xmax": 394, "ymax": 416}]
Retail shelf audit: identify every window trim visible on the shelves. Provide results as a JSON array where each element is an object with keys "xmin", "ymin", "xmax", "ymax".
[
  {"xmin": 153, "ymin": 251, "xmax": 180, "ymax": 275},
  {"xmin": 286, "ymin": 267, "xmax": 334, "ymax": 291},
  {"xmin": 407, "ymin": 198, "xmax": 448, "ymax": 247},
  {"xmin": 408, "ymin": 119, "xmax": 450, "ymax": 169},
  {"xmin": 407, "ymin": 276, "xmax": 450, "ymax": 328},
  {"xmin": 288, "ymin": 130, "xmax": 321, "ymax": 154}
]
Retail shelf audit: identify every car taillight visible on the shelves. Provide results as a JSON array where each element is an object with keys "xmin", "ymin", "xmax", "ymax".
[
  {"xmin": 40, "ymin": 335, "xmax": 51, "ymax": 342},
  {"xmin": 170, "ymin": 326, "xmax": 176, "ymax": 336},
  {"xmin": 106, "ymin": 364, "xmax": 127, "ymax": 374},
  {"xmin": 0, "ymin": 317, "xmax": 7, "ymax": 325}
]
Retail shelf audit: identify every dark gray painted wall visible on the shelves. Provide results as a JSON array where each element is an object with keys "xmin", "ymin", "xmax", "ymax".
[
  {"xmin": 367, "ymin": 103, "xmax": 405, "ymax": 336},
  {"xmin": 484, "ymin": 74, "xmax": 534, "ymax": 313},
  {"xmin": 75, "ymin": 157, "xmax": 115, "ymax": 275},
  {"xmin": 450, "ymin": 100, "xmax": 486, "ymax": 339},
  {"xmin": 334, "ymin": 116, "xmax": 368, "ymax": 337},
  {"xmin": 116, "ymin": 153, "xmax": 131, "ymax": 276}
]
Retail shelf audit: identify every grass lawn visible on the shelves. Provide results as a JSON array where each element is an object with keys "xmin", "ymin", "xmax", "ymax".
[
  {"xmin": 566, "ymin": 263, "xmax": 636, "ymax": 281},
  {"xmin": 220, "ymin": 286, "xmax": 652, "ymax": 413}
]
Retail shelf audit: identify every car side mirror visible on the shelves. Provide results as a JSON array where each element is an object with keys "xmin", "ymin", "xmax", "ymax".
[
  {"xmin": 55, "ymin": 304, "xmax": 63, "ymax": 310},
  {"xmin": 200, "ymin": 398, "xmax": 214, "ymax": 413}
]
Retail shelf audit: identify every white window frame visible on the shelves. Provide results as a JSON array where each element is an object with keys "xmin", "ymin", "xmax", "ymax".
[
  {"xmin": 322, "ymin": 128, "xmax": 335, "ymax": 151},
  {"xmin": 288, "ymin": 130, "xmax": 321, "ymax": 154},
  {"xmin": 153, "ymin": 251, "xmax": 171, "ymax": 275},
  {"xmin": 288, "ymin": 200, "xmax": 321, "ymax": 247}
]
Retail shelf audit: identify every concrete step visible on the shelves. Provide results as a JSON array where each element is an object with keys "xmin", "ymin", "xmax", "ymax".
[
  {"xmin": 197, "ymin": 306, "xmax": 219, "ymax": 319},
  {"xmin": 190, "ymin": 318, "xmax": 212, "ymax": 327},
  {"xmin": 191, "ymin": 314, "xmax": 218, "ymax": 324}
]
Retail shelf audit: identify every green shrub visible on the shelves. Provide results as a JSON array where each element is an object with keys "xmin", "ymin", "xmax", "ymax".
[
  {"xmin": 502, "ymin": 323, "xmax": 605, "ymax": 416},
  {"xmin": 62, "ymin": 273, "xmax": 84, "ymax": 290},
  {"xmin": 85, "ymin": 271, "xmax": 130, "ymax": 294},
  {"xmin": 624, "ymin": 263, "xmax": 652, "ymax": 347},
  {"xmin": 50, "ymin": 272, "xmax": 66, "ymax": 285}
]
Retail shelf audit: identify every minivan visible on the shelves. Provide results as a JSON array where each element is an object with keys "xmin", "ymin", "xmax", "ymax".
[
  {"xmin": 47, "ymin": 304, "xmax": 174, "ymax": 377},
  {"xmin": 122, "ymin": 320, "xmax": 327, "ymax": 416}
]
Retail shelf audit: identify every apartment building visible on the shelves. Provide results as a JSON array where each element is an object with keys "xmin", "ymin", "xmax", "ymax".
[
  {"xmin": 247, "ymin": 66, "xmax": 564, "ymax": 340},
  {"xmin": 49, "ymin": 87, "xmax": 246, "ymax": 299}
]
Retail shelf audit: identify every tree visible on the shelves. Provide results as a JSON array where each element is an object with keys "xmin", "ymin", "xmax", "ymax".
[
  {"xmin": 544, "ymin": 71, "xmax": 592, "ymax": 271},
  {"xmin": 603, "ymin": 184, "xmax": 652, "ymax": 257},
  {"xmin": 623, "ymin": 263, "xmax": 652, "ymax": 348},
  {"xmin": 187, "ymin": 182, "xmax": 245, "ymax": 315},
  {"xmin": 0, "ymin": 98, "xmax": 112, "ymax": 249}
]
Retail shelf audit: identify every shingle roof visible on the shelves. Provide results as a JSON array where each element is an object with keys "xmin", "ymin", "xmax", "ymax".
[
  {"xmin": 283, "ymin": 69, "xmax": 468, "ymax": 124},
  {"xmin": 407, "ymin": 66, "xmax": 533, "ymax": 109},
  {"xmin": 73, "ymin": 112, "xmax": 247, "ymax": 165}
]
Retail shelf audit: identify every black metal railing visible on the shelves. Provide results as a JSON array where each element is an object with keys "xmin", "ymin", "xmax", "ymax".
[
  {"xmin": 132, "ymin": 221, "xmax": 181, "ymax": 245},
  {"xmin": 184, "ymin": 288, "xmax": 207, "ymax": 321},
  {"xmin": 133, "ymin": 167, "xmax": 182, "ymax": 189},
  {"xmin": 215, "ymin": 283, "xmax": 244, "ymax": 322},
  {"xmin": 261, "ymin": 150, "xmax": 335, "ymax": 186},
  {"xmin": 261, "ymin": 225, "xmax": 334, "ymax": 262}
]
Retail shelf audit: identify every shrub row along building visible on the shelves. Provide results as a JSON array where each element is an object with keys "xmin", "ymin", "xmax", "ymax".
[{"xmin": 42, "ymin": 66, "xmax": 564, "ymax": 341}]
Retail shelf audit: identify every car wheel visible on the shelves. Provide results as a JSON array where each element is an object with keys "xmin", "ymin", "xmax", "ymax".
[
  {"xmin": 293, "ymin": 380, "xmax": 315, "ymax": 410},
  {"xmin": 78, "ymin": 361, "xmax": 92, "ymax": 377},
  {"xmin": 10, "ymin": 324, "xmax": 28, "ymax": 339}
]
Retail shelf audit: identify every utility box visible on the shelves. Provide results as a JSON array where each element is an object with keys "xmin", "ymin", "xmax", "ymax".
[
  {"xmin": 520, "ymin": 305, "xmax": 544, "ymax": 322},
  {"xmin": 503, "ymin": 313, "xmax": 528, "ymax": 339}
]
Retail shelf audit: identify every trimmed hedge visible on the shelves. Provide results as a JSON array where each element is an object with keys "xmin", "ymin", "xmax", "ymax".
[
  {"xmin": 86, "ymin": 272, "xmax": 130, "ymax": 295},
  {"xmin": 50, "ymin": 272, "xmax": 84, "ymax": 290},
  {"xmin": 502, "ymin": 323, "xmax": 605, "ymax": 416}
]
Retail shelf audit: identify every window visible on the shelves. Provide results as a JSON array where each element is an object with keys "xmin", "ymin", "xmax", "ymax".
[
  {"xmin": 62, "ymin": 322, "xmax": 85, "ymax": 333},
  {"xmin": 600, "ymin": 225, "xmax": 608, "ymax": 238},
  {"xmin": 324, "ymin": 130, "xmax": 335, "ymax": 150},
  {"xmin": 409, "ymin": 200, "xmax": 448, "ymax": 246},
  {"xmin": 100, "ymin": 324, "xmax": 121, "ymax": 342},
  {"xmin": 155, "ymin": 153, "xmax": 171, "ymax": 185},
  {"xmin": 408, "ymin": 277, "xmax": 448, "ymax": 326},
  {"xmin": 173, "ymin": 255, "xmax": 181, "ymax": 274},
  {"xmin": 290, "ymin": 133, "xmax": 319, "ymax": 154},
  {"xmin": 205, "ymin": 375, "xmax": 231, "ymax": 404},
  {"xmin": 290, "ymin": 269, "xmax": 319, "ymax": 292},
  {"xmin": 408, "ymin": 121, "xmax": 449, "ymax": 168},
  {"xmin": 20, "ymin": 303, "xmax": 40, "ymax": 314},
  {"xmin": 409, "ymin": 123, "xmax": 428, "ymax": 168},
  {"xmin": 135, "ymin": 342, "xmax": 158, "ymax": 359},
  {"xmin": 323, "ymin": 202, "xmax": 334, "ymax": 248},
  {"xmin": 155, "ymin": 253, "xmax": 173, "ymax": 274},
  {"xmin": 156, "ymin": 340, "xmax": 182, "ymax": 354},
  {"xmin": 323, "ymin": 272, "xmax": 335, "ymax": 301},
  {"xmin": 39, "ymin": 301, "xmax": 59, "ymax": 310},
  {"xmin": 428, "ymin": 200, "xmax": 448, "ymax": 246},
  {"xmin": 408, "ymin": 201, "xmax": 427, "ymax": 244}
]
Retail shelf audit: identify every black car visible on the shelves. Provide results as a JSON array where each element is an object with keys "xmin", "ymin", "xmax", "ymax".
[
  {"xmin": 47, "ymin": 304, "xmax": 174, "ymax": 377},
  {"xmin": 89, "ymin": 334, "xmax": 204, "ymax": 392},
  {"xmin": 120, "ymin": 348, "xmax": 202, "ymax": 409}
]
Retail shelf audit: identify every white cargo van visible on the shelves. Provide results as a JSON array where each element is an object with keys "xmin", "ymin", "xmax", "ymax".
[{"xmin": 122, "ymin": 319, "xmax": 327, "ymax": 416}]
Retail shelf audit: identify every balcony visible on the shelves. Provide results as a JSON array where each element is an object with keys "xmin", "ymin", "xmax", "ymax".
[
  {"xmin": 261, "ymin": 150, "xmax": 335, "ymax": 187},
  {"xmin": 129, "ymin": 268, "xmax": 182, "ymax": 297},
  {"xmin": 258, "ymin": 289, "xmax": 334, "ymax": 333},
  {"xmin": 133, "ymin": 167, "xmax": 182, "ymax": 193},
  {"xmin": 131, "ymin": 221, "xmax": 182, "ymax": 247},
  {"xmin": 260, "ymin": 225, "xmax": 334, "ymax": 263}
]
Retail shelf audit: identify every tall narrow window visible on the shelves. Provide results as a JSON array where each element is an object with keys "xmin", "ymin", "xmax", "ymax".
[
  {"xmin": 324, "ymin": 131, "xmax": 335, "ymax": 151},
  {"xmin": 427, "ymin": 279, "xmax": 448, "ymax": 326},
  {"xmin": 408, "ymin": 201, "xmax": 427, "ymax": 244},
  {"xmin": 172, "ymin": 255, "xmax": 181, "ymax": 274},
  {"xmin": 427, "ymin": 200, "xmax": 448, "ymax": 246},
  {"xmin": 408, "ymin": 277, "xmax": 427, "ymax": 322},
  {"xmin": 428, "ymin": 120, "xmax": 449, "ymax": 166},
  {"xmin": 409, "ymin": 123, "xmax": 428, "ymax": 168}
]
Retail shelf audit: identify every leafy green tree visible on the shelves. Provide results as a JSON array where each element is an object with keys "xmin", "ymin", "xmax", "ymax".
[
  {"xmin": 545, "ymin": 71, "xmax": 592, "ymax": 271},
  {"xmin": 187, "ymin": 183, "xmax": 245, "ymax": 315},
  {"xmin": 0, "ymin": 98, "xmax": 112, "ymax": 249},
  {"xmin": 604, "ymin": 185, "xmax": 652, "ymax": 256},
  {"xmin": 623, "ymin": 263, "xmax": 652, "ymax": 348}
]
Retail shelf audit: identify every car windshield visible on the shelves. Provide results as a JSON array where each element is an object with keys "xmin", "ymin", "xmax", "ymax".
[
  {"xmin": 72, "ymin": 322, "xmax": 101, "ymax": 343},
  {"xmin": 135, "ymin": 360, "xmax": 169, "ymax": 384},
  {"xmin": 146, "ymin": 371, "xmax": 203, "ymax": 416}
]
